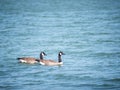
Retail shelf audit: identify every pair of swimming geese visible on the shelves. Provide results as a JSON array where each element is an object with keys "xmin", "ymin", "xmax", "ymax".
[{"xmin": 17, "ymin": 51, "xmax": 65, "ymax": 66}]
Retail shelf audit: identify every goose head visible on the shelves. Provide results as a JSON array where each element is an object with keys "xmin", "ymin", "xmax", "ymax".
[{"xmin": 59, "ymin": 51, "xmax": 65, "ymax": 56}]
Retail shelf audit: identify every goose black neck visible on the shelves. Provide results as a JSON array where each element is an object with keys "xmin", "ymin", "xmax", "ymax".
[
  {"xmin": 40, "ymin": 54, "xmax": 43, "ymax": 59},
  {"xmin": 58, "ymin": 54, "xmax": 62, "ymax": 62}
]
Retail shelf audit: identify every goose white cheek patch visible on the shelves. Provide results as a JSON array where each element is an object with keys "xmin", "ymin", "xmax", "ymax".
[
  {"xmin": 42, "ymin": 53, "xmax": 45, "ymax": 56},
  {"xmin": 60, "ymin": 53, "xmax": 62, "ymax": 55}
]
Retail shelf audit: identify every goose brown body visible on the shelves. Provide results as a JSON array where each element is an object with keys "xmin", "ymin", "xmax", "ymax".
[
  {"xmin": 40, "ymin": 59, "xmax": 63, "ymax": 66},
  {"xmin": 17, "ymin": 57, "xmax": 37, "ymax": 64}
]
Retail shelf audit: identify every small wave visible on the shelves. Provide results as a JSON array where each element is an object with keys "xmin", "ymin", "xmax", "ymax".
[
  {"xmin": 106, "ymin": 78, "xmax": 120, "ymax": 82},
  {"xmin": 0, "ymin": 71, "xmax": 8, "ymax": 76},
  {"xmin": 90, "ymin": 52, "xmax": 120, "ymax": 58}
]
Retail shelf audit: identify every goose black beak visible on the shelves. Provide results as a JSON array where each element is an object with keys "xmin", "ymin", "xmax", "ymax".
[{"xmin": 63, "ymin": 53, "xmax": 65, "ymax": 55}]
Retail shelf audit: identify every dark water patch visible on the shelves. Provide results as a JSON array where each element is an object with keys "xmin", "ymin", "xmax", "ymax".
[
  {"xmin": 0, "ymin": 70, "xmax": 8, "ymax": 76},
  {"xmin": 90, "ymin": 52, "xmax": 120, "ymax": 58},
  {"xmin": 0, "ymin": 85, "xmax": 16, "ymax": 90},
  {"xmin": 96, "ymin": 40, "xmax": 120, "ymax": 43},
  {"xmin": 23, "ymin": 80, "xmax": 44, "ymax": 86},
  {"xmin": 93, "ymin": 84, "xmax": 119, "ymax": 90},
  {"xmin": 105, "ymin": 78, "xmax": 120, "ymax": 82}
]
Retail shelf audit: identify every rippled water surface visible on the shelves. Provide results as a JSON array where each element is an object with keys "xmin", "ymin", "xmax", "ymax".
[{"xmin": 0, "ymin": 0, "xmax": 120, "ymax": 90}]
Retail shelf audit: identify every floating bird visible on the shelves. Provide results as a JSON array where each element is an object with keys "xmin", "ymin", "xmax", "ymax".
[
  {"xmin": 17, "ymin": 52, "xmax": 46, "ymax": 64},
  {"xmin": 39, "ymin": 51, "xmax": 65, "ymax": 66}
]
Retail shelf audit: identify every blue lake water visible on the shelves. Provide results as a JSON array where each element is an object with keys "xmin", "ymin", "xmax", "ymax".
[{"xmin": 0, "ymin": 0, "xmax": 120, "ymax": 90}]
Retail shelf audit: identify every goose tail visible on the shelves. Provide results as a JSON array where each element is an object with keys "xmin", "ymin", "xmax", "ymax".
[{"xmin": 17, "ymin": 58, "xmax": 22, "ymax": 60}]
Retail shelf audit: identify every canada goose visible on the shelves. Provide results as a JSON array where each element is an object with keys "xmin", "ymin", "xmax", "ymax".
[
  {"xmin": 39, "ymin": 51, "xmax": 65, "ymax": 66},
  {"xmin": 17, "ymin": 52, "xmax": 46, "ymax": 64}
]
